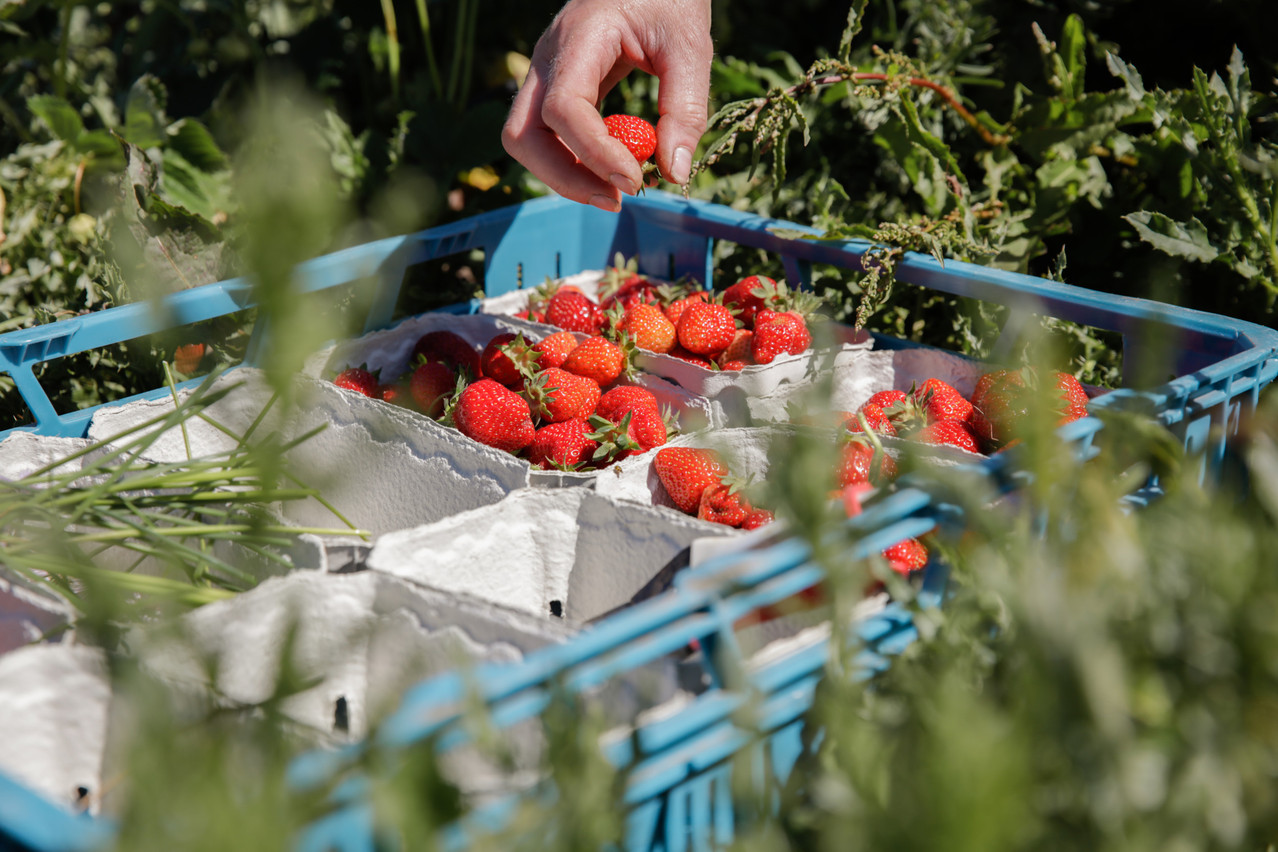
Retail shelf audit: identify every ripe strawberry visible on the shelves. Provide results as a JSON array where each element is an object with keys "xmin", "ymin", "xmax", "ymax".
[
  {"xmin": 918, "ymin": 418, "xmax": 982, "ymax": 454},
  {"xmin": 666, "ymin": 346, "xmax": 713, "ymax": 369},
  {"xmin": 1055, "ymin": 371, "xmax": 1090, "ymax": 419},
  {"xmin": 883, "ymin": 538, "xmax": 928, "ymax": 574},
  {"xmin": 969, "ymin": 368, "xmax": 1089, "ymax": 448},
  {"xmin": 697, "ymin": 483, "xmax": 751, "ymax": 527},
  {"xmin": 527, "ymin": 419, "xmax": 599, "ymax": 470},
  {"xmin": 409, "ymin": 360, "xmax": 457, "ymax": 417},
  {"xmin": 750, "ymin": 311, "xmax": 811, "ymax": 364},
  {"xmin": 333, "ymin": 367, "xmax": 380, "ymax": 397},
  {"xmin": 480, "ymin": 333, "xmax": 536, "ymax": 388},
  {"xmin": 595, "ymin": 385, "xmax": 660, "ymax": 423},
  {"xmin": 526, "ymin": 367, "xmax": 601, "ymax": 423},
  {"xmin": 590, "ymin": 406, "xmax": 668, "ymax": 460},
  {"xmin": 453, "ymin": 378, "xmax": 536, "ymax": 453},
  {"xmin": 718, "ymin": 329, "xmax": 754, "ymax": 365},
  {"xmin": 837, "ymin": 439, "xmax": 898, "ymax": 487},
  {"xmin": 562, "ymin": 336, "xmax": 628, "ymax": 386},
  {"xmin": 546, "ymin": 290, "xmax": 606, "ymax": 335},
  {"xmin": 913, "ymin": 378, "xmax": 973, "ymax": 424},
  {"xmin": 741, "ymin": 508, "xmax": 775, "ymax": 530},
  {"xmin": 662, "ymin": 291, "xmax": 710, "ymax": 327},
  {"xmin": 677, "ymin": 302, "xmax": 737, "ymax": 356},
  {"xmin": 866, "ymin": 389, "xmax": 909, "ymax": 411},
  {"xmin": 718, "ymin": 360, "xmax": 749, "ymax": 371},
  {"xmin": 847, "ymin": 402, "xmax": 898, "ymax": 437},
  {"xmin": 722, "ymin": 275, "xmax": 776, "ymax": 328},
  {"xmin": 618, "ymin": 303, "xmax": 676, "ymax": 354},
  {"xmin": 653, "ymin": 447, "xmax": 729, "ymax": 515},
  {"xmin": 533, "ymin": 331, "xmax": 580, "ymax": 370},
  {"xmin": 379, "ymin": 382, "xmax": 412, "ymax": 408},
  {"xmin": 602, "ymin": 114, "xmax": 657, "ymax": 162},
  {"xmin": 412, "ymin": 331, "xmax": 480, "ymax": 377}
]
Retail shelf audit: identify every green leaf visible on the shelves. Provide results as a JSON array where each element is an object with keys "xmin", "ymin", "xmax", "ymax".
[
  {"xmin": 28, "ymin": 95, "xmax": 83, "ymax": 142},
  {"xmin": 1105, "ymin": 52, "xmax": 1146, "ymax": 101},
  {"xmin": 1060, "ymin": 14, "xmax": 1087, "ymax": 91},
  {"xmin": 124, "ymin": 75, "xmax": 168, "ymax": 149},
  {"xmin": 1125, "ymin": 211, "xmax": 1220, "ymax": 263},
  {"xmin": 167, "ymin": 119, "xmax": 228, "ymax": 171}
]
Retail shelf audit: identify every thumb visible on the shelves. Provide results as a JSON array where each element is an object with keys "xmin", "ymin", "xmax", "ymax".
[{"xmin": 651, "ymin": 30, "xmax": 713, "ymax": 186}]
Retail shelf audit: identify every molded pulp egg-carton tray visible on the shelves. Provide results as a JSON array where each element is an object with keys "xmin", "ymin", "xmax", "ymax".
[{"xmin": 2, "ymin": 192, "xmax": 1278, "ymax": 852}]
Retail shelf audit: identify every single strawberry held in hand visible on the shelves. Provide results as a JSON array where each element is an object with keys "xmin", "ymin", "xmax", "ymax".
[{"xmin": 603, "ymin": 114, "xmax": 657, "ymax": 163}]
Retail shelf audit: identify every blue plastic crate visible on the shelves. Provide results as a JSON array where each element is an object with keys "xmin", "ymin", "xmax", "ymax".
[{"xmin": 3, "ymin": 192, "xmax": 1277, "ymax": 851}]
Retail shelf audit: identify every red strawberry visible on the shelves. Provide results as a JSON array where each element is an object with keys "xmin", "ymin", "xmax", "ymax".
[
  {"xmin": 666, "ymin": 346, "xmax": 714, "ymax": 369},
  {"xmin": 663, "ymin": 291, "xmax": 710, "ymax": 326},
  {"xmin": 562, "ymin": 336, "xmax": 628, "ymax": 386},
  {"xmin": 741, "ymin": 508, "xmax": 775, "ymax": 530},
  {"xmin": 918, "ymin": 418, "xmax": 982, "ymax": 454},
  {"xmin": 653, "ymin": 447, "xmax": 729, "ymax": 515},
  {"xmin": 969, "ymin": 368, "xmax": 1088, "ymax": 448},
  {"xmin": 866, "ymin": 389, "xmax": 909, "ymax": 411},
  {"xmin": 750, "ymin": 311, "xmax": 811, "ymax": 364},
  {"xmin": 333, "ymin": 367, "xmax": 380, "ymax": 397},
  {"xmin": 718, "ymin": 360, "xmax": 749, "ymax": 371},
  {"xmin": 595, "ymin": 385, "xmax": 660, "ymax": 423},
  {"xmin": 602, "ymin": 114, "xmax": 657, "ymax": 162},
  {"xmin": 590, "ymin": 406, "xmax": 668, "ymax": 461},
  {"xmin": 533, "ymin": 331, "xmax": 580, "ymax": 370},
  {"xmin": 913, "ymin": 378, "xmax": 973, "ymax": 424},
  {"xmin": 546, "ymin": 290, "xmax": 606, "ymax": 335},
  {"xmin": 453, "ymin": 379, "xmax": 536, "ymax": 453},
  {"xmin": 527, "ymin": 419, "xmax": 599, "ymax": 470},
  {"xmin": 618, "ymin": 303, "xmax": 676, "ymax": 354},
  {"xmin": 480, "ymin": 333, "xmax": 536, "ymax": 388},
  {"xmin": 412, "ymin": 331, "xmax": 480, "ymax": 377},
  {"xmin": 526, "ymin": 367, "xmax": 601, "ymax": 423},
  {"xmin": 677, "ymin": 302, "xmax": 737, "ymax": 356},
  {"xmin": 1055, "ymin": 371, "xmax": 1089, "ymax": 419},
  {"xmin": 883, "ymin": 538, "xmax": 928, "ymax": 574},
  {"xmin": 837, "ymin": 439, "xmax": 898, "ymax": 487},
  {"xmin": 409, "ymin": 360, "xmax": 457, "ymax": 417},
  {"xmin": 847, "ymin": 402, "xmax": 898, "ymax": 437},
  {"xmin": 379, "ymin": 382, "xmax": 412, "ymax": 408},
  {"xmin": 722, "ymin": 275, "xmax": 776, "ymax": 328},
  {"xmin": 697, "ymin": 483, "xmax": 751, "ymax": 527},
  {"xmin": 718, "ymin": 329, "xmax": 754, "ymax": 365}
]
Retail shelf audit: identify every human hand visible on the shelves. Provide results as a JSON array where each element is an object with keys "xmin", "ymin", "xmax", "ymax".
[{"xmin": 501, "ymin": 0, "xmax": 713, "ymax": 211}]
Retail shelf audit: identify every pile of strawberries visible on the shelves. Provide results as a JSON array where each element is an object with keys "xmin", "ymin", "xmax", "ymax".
[
  {"xmin": 513, "ymin": 260, "xmax": 820, "ymax": 370},
  {"xmin": 332, "ymin": 325, "xmax": 677, "ymax": 471},
  {"xmin": 834, "ymin": 369, "xmax": 1091, "ymax": 491}
]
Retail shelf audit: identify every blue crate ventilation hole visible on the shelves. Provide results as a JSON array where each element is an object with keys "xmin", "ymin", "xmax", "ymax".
[{"xmin": 2, "ymin": 193, "xmax": 1277, "ymax": 852}]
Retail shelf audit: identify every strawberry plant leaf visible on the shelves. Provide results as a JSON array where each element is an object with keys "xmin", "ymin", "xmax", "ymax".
[
  {"xmin": 27, "ymin": 94, "xmax": 83, "ymax": 142},
  {"xmin": 1124, "ymin": 211, "xmax": 1220, "ymax": 263}
]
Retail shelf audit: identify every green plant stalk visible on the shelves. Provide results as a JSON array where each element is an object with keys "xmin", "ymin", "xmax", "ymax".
[
  {"xmin": 379, "ymin": 0, "xmax": 402, "ymax": 103},
  {"xmin": 414, "ymin": 0, "xmax": 444, "ymax": 100},
  {"xmin": 446, "ymin": 0, "xmax": 472, "ymax": 106},
  {"xmin": 456, "ymin": 0, "xmax": 481, "ymax": 108}
]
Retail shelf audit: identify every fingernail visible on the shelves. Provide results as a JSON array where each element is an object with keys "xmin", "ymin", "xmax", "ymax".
[
  {"xmin": 609, "ymin": 173, "xmax": 636, "ymax": 195},
  {"xmin": 672, "ymin": 146, "xmax": 693, "ymax": 185},
  {"xmin": 589, "ymin": 193, "xmax": 620, "ymax": 213}
]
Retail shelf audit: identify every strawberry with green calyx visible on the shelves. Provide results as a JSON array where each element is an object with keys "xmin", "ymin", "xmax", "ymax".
[
  {"xmin": 912, "ymin": 377, "xmax": 974, "ymax": 425},
  {"xmin": 588, "ymin": 407, "xmax": 668, "ymax": 461},
  {"xmin": 918, "ymin": 418, "xmax": 982, "ymax": 455},
  {"xmin": 838, "ymin": 437, "xmax": 898, "ymax": 487},
  {"xmin": 526, "ymin": 419, "xmax": 600, "ymax": 471},
  {"xmin": 697, "ymin": 481, "xmax": 752, "ymax": 527},
  {"xmin": 480, "ymin": 333, "xmax": 537, "ymax": 388},
  {"xmin": 333, "ymin": 366, "xmax": 380, "ymax": 397},
  {"xmin": 562, "ymin": 335, "xmax": 632, "ymax": 387},
  {"xmin": 653, "ymin": 446, "xmax": 730, "ymax": 515},
  {"xmin": 865, "ymin": 389, "xmax": 909, "ymax": 411},
  {"xmin": 750, "ymin": 310, "xmax": 811, "ymax": 364},
  {"xmin": 662, "ymin": 289, "xmax": 710, "ymax": 327},
  {"xmin": 532, "ymin": 331, "xmax": 580, "ymax": 370},
  {"xmin": 598, "ymin": 254, "xmax": 658, "ymax": 312},
  {"xmin": 594, "ymin": 384, "xmax": 660, "ymax": 423},
  {"xmin": 616, "ymin": 302, "xmax": 676, "ymax": 354},
  {"xmin": 603, "ymin": 114, "xmax": 657, "ymax": 162},
  {"xmin": 412, "ymin": 331, "xmax": 480, "ymax": 378},
  {"xmin": 722, "ymin": 275, "xmax": 779, "ymax": 329},
  {"xmin": 969, "ymin": 367, "xmax": 1090, "ymax": 449},
  {"xmin": 453, "ymin": 378, "xmax": 536, "ymax": 453},
  {"xmin": 847, "ymin": 401, "xmax": 898, "ymax": 437},
  {"xmin": 525, "ymin": 367, "xmax": 601, "ymax": 423},
  {"xmin": 409, "ymin": 359, "xmax": 457, "ymax": 418},
  {"xmin": 677, "ymin": 300, "xmax": 738, "ymax": 357}
]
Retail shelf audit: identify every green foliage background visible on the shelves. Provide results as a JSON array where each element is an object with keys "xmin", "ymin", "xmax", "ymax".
[{"xmin": 3, "ymin": 0, "xmax": 1278, "ymax": 849}]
